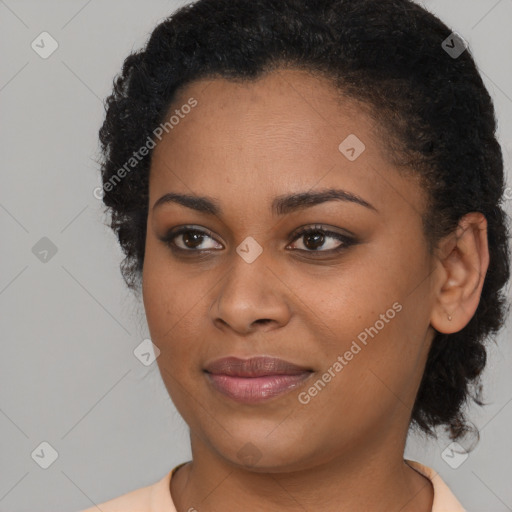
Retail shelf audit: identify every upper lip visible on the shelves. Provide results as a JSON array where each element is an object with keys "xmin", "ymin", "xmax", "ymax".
[{"xmin": 204, "ymin": 356, "xmax": 312, "ymax": 377}]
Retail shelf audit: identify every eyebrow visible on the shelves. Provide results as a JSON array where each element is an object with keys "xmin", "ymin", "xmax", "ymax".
[{"xmin": 152, "ymin": 188, "xmax": 378, "ymax": 216}]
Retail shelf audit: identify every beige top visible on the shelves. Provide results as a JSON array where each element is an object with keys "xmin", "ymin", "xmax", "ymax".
[{"xmin": 78, "ymin": 459, "xmax": 466, "ymax": 512}]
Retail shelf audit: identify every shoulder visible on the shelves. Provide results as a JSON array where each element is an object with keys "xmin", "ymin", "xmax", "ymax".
[
  {"xmin": 77, "ymin": 468, "xmax": 176, "ymax": 512},
  {"xmin": 78, "ymin": 484, "xmax": 153, "ymax": 512},
  {"xmin": 405, "ymin": 459, "xmax": 467, "ymax": 512}
]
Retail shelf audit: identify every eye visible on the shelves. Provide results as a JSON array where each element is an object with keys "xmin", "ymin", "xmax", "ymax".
[
  {"xmin": 160, "ymin": 225, "xmax": 223, "ymax": 252},
  {"xmin": 160, "ymin": 224, "xmax": 355, "ymax": 255},
  {"xmin": 287, "ymin": 224, "xmax": 354, "ymax": 254}
]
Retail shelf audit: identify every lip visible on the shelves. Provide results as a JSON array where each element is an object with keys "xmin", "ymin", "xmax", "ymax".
[
  {"xmin": 204, "ymin": 356, "xmax": 313, "ymax": 403},
  {"xmin": 204, "ymin": 356, "xmax": 312, "ymax": 376}
]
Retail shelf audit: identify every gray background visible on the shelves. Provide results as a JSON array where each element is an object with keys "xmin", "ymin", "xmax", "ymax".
[{"xmin": 0, "ymin": 1, "xmax": 511, "ymax": 511}]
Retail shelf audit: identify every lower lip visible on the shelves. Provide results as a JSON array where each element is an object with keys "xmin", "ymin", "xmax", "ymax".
[{"xmin": 205, "ymin": 372, "xmax": 312, "ymax": 403}]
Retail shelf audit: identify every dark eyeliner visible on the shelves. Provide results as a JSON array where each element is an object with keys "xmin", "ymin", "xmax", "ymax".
[
  {"xmin": 289, "ymin": 225, "xmax": 356, "ymax": 254},
  {"xmin": 159, "ymin": 224, "xmax": 356, "ymax": 255},
  {"xmin": 159, "ymin": 225, "xmax": 220, "ymax": 254}
]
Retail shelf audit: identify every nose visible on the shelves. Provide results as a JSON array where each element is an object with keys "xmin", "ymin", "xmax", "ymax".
[{"xmin": 210, "ymin": 258, "xmax": 291, "ymax": 335}]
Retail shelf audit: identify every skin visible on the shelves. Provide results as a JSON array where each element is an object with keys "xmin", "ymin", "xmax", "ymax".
[{"xmin": 142, "ymin": 68, "xmax": 489, "ymax": 512}]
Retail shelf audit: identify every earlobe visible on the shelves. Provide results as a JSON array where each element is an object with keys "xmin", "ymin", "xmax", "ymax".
[{"xmin": 430, "ymin": 212, "xmax": 490, "ymax": 334}]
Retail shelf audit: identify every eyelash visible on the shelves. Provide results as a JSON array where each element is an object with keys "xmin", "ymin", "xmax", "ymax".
[{"xmin": 160, "ymin": 224, "xmax": 355, "ymax": 256}]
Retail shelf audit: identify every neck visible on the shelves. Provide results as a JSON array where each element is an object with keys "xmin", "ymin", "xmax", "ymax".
[{"xmin": 170, "ymin": 431, "xmax": 433, "ymax": 512}]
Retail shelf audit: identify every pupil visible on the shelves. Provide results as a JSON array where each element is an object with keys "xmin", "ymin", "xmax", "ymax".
[
  {"xmin": 184, "ymin": 231, "xmax": 203, "ymax": 248},
  {"xmin": 306, "ymin": 232, "xmax": 324, "ymax": 250}
]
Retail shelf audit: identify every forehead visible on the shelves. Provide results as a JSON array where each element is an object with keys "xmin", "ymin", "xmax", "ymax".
[
  {"xmin": 163, "ymin": 68, "xmax": 369, "ymax": 151},
  {"xmin": 149, "ymin": 68, "xmax": 426, "ymax": 221}
]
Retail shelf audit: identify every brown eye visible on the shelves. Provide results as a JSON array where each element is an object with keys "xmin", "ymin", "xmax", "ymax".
[
  {"xmin": 161, "ymin": 226, "xmax": 223, "ymax": 252},
  {"xmin": 288, "ymin": 225, "xmax": 355, "ymax": 254}
]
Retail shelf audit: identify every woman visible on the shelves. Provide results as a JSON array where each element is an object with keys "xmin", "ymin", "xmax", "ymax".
[{"xmin": 80, "ymin": 0, "xmax": 511, "ymax": 510}]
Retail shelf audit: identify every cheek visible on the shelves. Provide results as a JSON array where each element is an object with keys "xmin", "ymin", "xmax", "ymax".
[
  {"xmin": 142, "ymin": 249, "xmax": 195, "ymax": 357},
  {"xmin": 143, "ymin": 236, "xmax": 196, "ymax": 330},
  {"xmin": 143, "ymin": 263, "xmax": 209, "ymax": 417},
  {"xmin": 305, "ymin": 246, "xmax": 428, "ymax": 388},
  {"xmin": 143, "ymin": 273, "xmax": 203, "ymax": 355},
  {"xmin": 296, "ymin": 312, "xmax": 416, "ymax": 445}
]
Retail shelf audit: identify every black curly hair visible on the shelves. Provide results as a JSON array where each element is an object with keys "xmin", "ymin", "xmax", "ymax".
[{"xmin": 97, "ymin": 0, "xmax": 511, "ymax": 443}]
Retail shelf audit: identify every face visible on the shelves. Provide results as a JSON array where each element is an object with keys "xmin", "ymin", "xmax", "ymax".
[{"xmin": 142, "ymin": 68, "xmax": 437, "ymax": 472}]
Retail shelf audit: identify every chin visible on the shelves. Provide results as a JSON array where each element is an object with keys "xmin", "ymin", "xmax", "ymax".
[{"xmin": 204, "ymin": 425, "xmax": 331, "ymax": 474}]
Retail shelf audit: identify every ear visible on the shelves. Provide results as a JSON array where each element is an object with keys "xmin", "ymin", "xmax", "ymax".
[{"xmin": 430, "ymin": 212, "xmax": 490, "ymax": 334}]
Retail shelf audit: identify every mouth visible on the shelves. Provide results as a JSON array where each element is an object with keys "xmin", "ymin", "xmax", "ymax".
[{"xmin": 203, "ymin": 356, "xmax": 314, "ymax": 403}]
